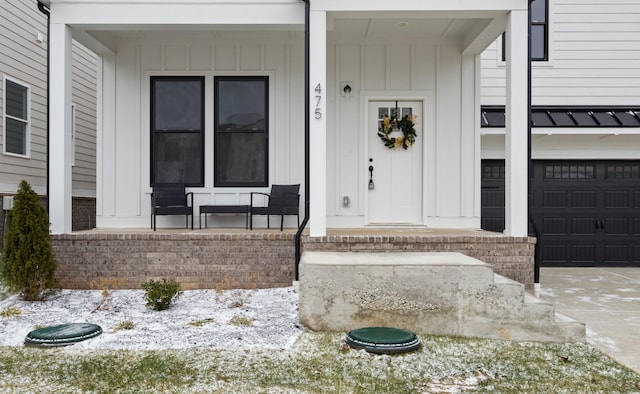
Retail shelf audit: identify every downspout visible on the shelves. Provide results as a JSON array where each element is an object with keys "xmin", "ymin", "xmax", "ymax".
[
  {"xmin": 294, "ymin": 0, "xmax": 311, "ymax": 280},
  {"xmin": 527, "ymin": 0, "xmax": 541, "ymax": 287},
  {"xmin": 37, "ymin": 1, "xmax": 51, "ymax": 214}
]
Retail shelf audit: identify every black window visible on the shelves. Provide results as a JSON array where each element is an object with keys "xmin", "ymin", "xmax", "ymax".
[
  {"xmin": 502, "ymin": 0, "xmax": 548, "ymax": 62},
  {"xmin": 150, "ymin": 76, "xmax": 204, "ymax": 186},
  {"xmin": 214, "ymin": 76, "xmax": 268, "ymax": 187},
  {"xmin": 3, "ymin": 78, "xmax": 29, "ymax": 156}
]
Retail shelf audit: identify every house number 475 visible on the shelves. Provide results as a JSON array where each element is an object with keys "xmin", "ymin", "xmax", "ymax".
[{"xmin": 314, "ymin": 83, "xmax": 322, "ymax": 119}]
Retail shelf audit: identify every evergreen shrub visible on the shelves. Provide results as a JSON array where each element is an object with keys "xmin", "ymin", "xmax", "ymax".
[
  {"xmin": 142, "ymin": 278, "xmax": 181, "ymax": 311},
  {"xmin": 1, "ymin": 180, "xmax": 58, "ymax": 300}
]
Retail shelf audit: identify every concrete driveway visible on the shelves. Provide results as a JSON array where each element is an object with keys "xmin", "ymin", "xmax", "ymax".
[{"xmin": 539, "ymin": 267, "xmax": 640, "ymax": 374}]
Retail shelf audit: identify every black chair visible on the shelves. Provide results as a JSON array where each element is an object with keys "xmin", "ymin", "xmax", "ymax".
[
  {"xmin": 250, "ymin": 184, "xmax": 300, "ymax": 231},
  {"xmin": 151, "ymin": 183, "xmax": 193, "ymax": 231}
]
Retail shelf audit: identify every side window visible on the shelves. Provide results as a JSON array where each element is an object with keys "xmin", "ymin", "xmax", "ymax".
[
  {"xmin": 214, "ymin": 76, "xmax": 269, "ymax": 187},
  {"xmin": 150, "ymin": 76, "xmax": 204, "ymax": 186},
  {"xmin": 3, "ymin": 76, "xmax": 30, "ymax": 157},
  {"xmin": 502, "ymin": 0, "xmax": 548, "ymax": 62}
]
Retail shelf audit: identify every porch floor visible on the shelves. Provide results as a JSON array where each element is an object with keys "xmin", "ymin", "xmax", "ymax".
[{"xmin": 73, "ymin": 226, "xmax": 502, "ymax": 236}]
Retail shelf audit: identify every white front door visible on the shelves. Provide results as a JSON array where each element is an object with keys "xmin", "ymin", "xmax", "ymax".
[{"xmin": 367, "ymin": 100, "xmax": 423, "ymax": 225}]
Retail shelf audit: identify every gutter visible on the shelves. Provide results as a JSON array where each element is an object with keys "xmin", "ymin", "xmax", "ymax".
[
  {"xmin": 294, "ymin": 0, "xmax": 311, "ymax": 280},
  {"xmin": 37, "ymin": 1, "xmax": 51, "ymax": 214}
]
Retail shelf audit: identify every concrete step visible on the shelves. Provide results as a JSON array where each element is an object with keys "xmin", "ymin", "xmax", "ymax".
[{"xmin": 300, "ymin": 251, "xmax": 587, "ymax": 342}]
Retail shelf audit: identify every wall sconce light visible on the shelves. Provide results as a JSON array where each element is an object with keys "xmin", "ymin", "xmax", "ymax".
[{"xmin": 342, "ymin": 83, "xmax": 352, "ymax": 99}]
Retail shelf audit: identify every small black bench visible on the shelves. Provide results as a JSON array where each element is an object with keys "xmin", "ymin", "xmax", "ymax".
[{"xmin": 199, "ymin": 205, "xmax": 250, "ymax": 229}]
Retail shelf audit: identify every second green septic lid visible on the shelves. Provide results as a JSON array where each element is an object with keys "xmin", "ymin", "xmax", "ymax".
[
  {"xmin": 25, "ymin": 323, "xmax": 103, "ymax": 347},
  {"xmin": 346, "ymin": 326, "xmax": 420, "ymax": 354}
]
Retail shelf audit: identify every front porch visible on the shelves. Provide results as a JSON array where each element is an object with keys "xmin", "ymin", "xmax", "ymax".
[{"xmin": 51, "ymin": 228, "xmax": 535, "ymax": 291}]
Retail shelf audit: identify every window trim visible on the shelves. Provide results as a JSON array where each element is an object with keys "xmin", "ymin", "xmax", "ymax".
[
  {"xmin": 2, "ymin": 75, "xmax": 31, "ymax": 158},
  {"xmin": 498, "ymin": 0, "xmax": 552, "ymax": 65},
  {"xmin": 150, "ymin": 75, "xmax": 205, "ymax": 187},
  {"xmin": 213, "ymin": 75, "xmax": 269, "ymax": 188}
]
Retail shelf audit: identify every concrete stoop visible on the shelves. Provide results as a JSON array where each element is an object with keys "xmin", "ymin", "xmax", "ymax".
[{"xmin": 299, "ymin": 251, "xmax": 585, "ymax": 342}]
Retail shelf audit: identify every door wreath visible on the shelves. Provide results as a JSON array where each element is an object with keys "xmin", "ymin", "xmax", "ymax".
[{"xmin": 377, "ymin": 112, "xmax": 417, "ymax": 150}]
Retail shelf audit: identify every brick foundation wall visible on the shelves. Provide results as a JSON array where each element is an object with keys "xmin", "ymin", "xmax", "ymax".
[
  {"xmin": 302, "ymin": 234, "xmax": 536, "ymax": 290},
  {"xmin": 50, "ymin": 232, "xmax": 535, "ymax": 291},
  {"xmin": 51, "ymin": 232, "xmax": 296, "ymax": 290},
  {"xmin": 72, "ymin": 197, "xmax": 96, "ymax": 231},
  {"xmin": 0, "ymin": 195, "xmax": 96, "ymax": 250}
]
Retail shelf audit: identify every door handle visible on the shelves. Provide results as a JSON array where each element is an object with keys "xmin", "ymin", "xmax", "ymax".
[{"xmin": 368, "ymin": 165, "xmax": 375, "ymax": 190}]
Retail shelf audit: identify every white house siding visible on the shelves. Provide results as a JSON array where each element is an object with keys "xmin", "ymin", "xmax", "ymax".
[
  {"xmin": 98, "ymin": 35, "xmax": 479, "ymax": 229},
  {"xmin": 326, "ymin": 40, "xmax": 478, "ymax": 228},
  {"xmin": 480, "ymin": 0, "xmax": 640, "ymax": 159},
  {"xmin": 96, "ymin": 34, "xmax": 306, "ymax": 228},
  {"xmin": 481, "ymin": 0, "xmax": 640, "ymax": 106},
  {"xmin": 0, "ymin": 0, "xmax": 96, "ymax": 197}
]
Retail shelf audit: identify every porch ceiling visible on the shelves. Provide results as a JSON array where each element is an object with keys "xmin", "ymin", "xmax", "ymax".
[
  {"xmin": 79, "ymin": 13, "xmax": 495, "ymax": 48},
  {"xmin": 328, "ymin": 16, "xmax": 493, "ymax": 41}
]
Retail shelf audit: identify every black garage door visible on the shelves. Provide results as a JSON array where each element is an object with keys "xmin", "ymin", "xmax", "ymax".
[{"xmin": 481, "ymin": 160, "xmax": 640, "ymax": 267}]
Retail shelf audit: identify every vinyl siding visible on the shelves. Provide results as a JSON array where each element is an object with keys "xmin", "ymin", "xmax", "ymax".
[
  {"xmin": 0, "ymin": 0, "xmax": 96, "ymax": 196},
  {"xmin": 72, "ymin": 42, "xmax": 97, "ymax": 197},
  {"xmin": 480, "ymin": 0, "xmax": 640, "ymax": 106},
  {"xmin": 0, "ymin": 0, "xmax": 48, "ymax": 194}
]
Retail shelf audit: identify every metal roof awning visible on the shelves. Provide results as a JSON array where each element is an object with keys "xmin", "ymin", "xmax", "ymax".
[{"xmin": 481, "ymin": 106, "xmax": 640, "ymax": 128}]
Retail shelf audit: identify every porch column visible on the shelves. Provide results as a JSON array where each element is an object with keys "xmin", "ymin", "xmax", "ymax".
[
  {"xmin": 49, "ymin": 23, "xmax": 73, "ymax": 234},
  {"xmin": 504, "ymin": 10, "xmax": 529, "ymax": 237},
  {"xmin": 309, "ymin": 10, "xmax": 327, "ymax": 236}
]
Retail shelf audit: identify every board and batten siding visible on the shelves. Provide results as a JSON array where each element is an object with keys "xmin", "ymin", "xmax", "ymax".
[
  {"xmin": 1, "ymin": 0, "xmax": 97, "ymax": 197},
  {"xmin": 480, "ymin": 0, "xmax": 640, "ymax": 106},
  {"xmin": 97, "ymin": 35, "xmax": 306, "ymax": 227},
  {"xmin": 326, "ymin": 40, "xmax": 476, "ymax": 226}
]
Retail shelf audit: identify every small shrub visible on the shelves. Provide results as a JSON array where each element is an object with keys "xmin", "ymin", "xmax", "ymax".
[
  {"xmin": 113, "ymin": 320, "xmax": 136, "ymax": 332},
  {"xmin": 188, "ymin": 318, "xmax": 215, "ymax": 327},
  {"xmin": 229, "ymin": 315, "xmax": 254, "ymax": 326},
  {"xmin": 141, "ymin": 278, "xmax": 181, "ymax": 311},
  {"xmin": 0, "ymin": 306, "xmax": 22, "ymax": 318},
  {"xmin": 1, "ymin": 180, "xmax": 58, "ymax": 300}
]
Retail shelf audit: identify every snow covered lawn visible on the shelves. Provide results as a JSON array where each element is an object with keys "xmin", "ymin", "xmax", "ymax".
[{"xmin": 1, "ymin": 287, "xmax": 639, "ymax": 392}]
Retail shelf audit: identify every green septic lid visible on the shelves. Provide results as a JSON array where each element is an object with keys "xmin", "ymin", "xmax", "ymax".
[
  {"xmin": 346, "ymin": 327, "xmax": 420, "ymax": 354},
  {"xmin": 25, "ymin": 323, "xmax": 103, "ymax": 347}
]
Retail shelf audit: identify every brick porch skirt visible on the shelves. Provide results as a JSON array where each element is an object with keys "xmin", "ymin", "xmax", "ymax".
[{"xmin": 50, "ymin": 231, "xmax": 535, "ymax": 290}]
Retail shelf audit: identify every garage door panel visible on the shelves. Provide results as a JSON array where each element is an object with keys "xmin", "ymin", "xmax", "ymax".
[
  {"xmin": 572, "ymin": 217, "xmax": 597, "ymax": 235},
  {"xmin": 634, "ymin": 218, "xmax": 640, "ymax": 235},
  {"xmin": 634, "ymin": 246, "xmax": 640, "ymax": 264},
  {"xmin": 604, "ymin": 190, "xmax": 630, "ymax": 208},
  {"xmin": 604, "ymin": 218, "xmax": 629, "ymax": 235},
  {"xmin": 603, "ymin": 244, "xmax": 632, "ymax": 265},
  {"xmin": 571, "ymin": 191, "xmax": 597, "ymax": 208},
  {"xmin": 543, "ymin": 190, "xmax": 568, "ymax": 208},
  {"xmin": 543, "ymin": 217, "xmax": 568, "ymax": 235},
  {"xmin": 634, "ymin": 190, "xmax": 640, "ymax": 207},
  {"xmin": 482, "ymin": 189, "xmax": 504, "ymax": 207},
  {"xmin": 571, "ymin": 244, "xmax": 597, "ymax": 265},
  {"xmin": 541, "ymin": 244, "xmax": 568, "ymax": 265}
]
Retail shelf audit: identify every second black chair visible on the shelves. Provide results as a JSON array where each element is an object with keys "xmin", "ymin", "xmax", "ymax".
[{"xmin": 250, "ymin": 184, "xmax": 300, "ymax": 231}]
